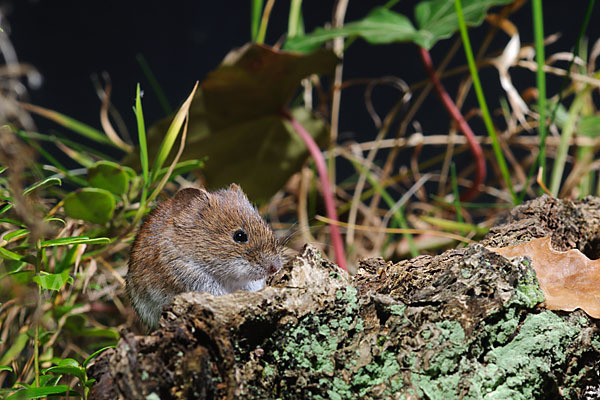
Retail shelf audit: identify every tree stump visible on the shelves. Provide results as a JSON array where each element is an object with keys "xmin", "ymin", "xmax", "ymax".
[{"xmin": 89, "ymin": 195, "xmax": 600, "ymax": 399}]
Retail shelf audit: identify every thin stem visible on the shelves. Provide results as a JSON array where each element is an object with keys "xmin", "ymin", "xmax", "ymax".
[
  {"xmin": 419, "ymin": 47, "xmax": 486, "ymax": 202},
  {"xmin": 328, "ymin": 0, "xmax": 349, "ymax": 202},
  {"xmin": 532, "ymin": 0, "xmax": 548, "ymax": 188},
  {"xmin": 251, "ymin": 0, "xmax": 264, "ymax": 42},
  {"xmin": 283, "ymin": 110, "xmax": 347, "ymax": 271},
  {"xmin": 548, "ymin": 0, "xmax": 594, "ymax": 129},
  {"xmin": 519, "ymin": 0, "xmax": 595, "ymax": 200},
  {"xmin": 256, "ymin": 0, "xmax": 275, "ymax": 45},
  {"xmin": 288, "ymin": 0, "xmax": 303, "ymax": 38},
  {"xmin": 454, "ymin": 0, "xmax": 516, "ymax": 203},
  {"xmin": 549, "ymin": 90, "xmax": 587, "ymax": 196}
]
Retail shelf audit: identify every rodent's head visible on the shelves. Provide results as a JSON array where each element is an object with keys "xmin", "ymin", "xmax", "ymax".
[{"xmin": 168, "ymin": 184, "xmax": 283, "ymax": 286}]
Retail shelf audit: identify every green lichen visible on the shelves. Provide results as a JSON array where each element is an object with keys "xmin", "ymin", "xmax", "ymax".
[
  {"xmin": 336, "ymin": 287, "xmax": 359, "ymax": 312},
  {"xmin": 263, "ymin": 363, "xmax": 275, "ymax": 378},
  {"xmin": 388, "ymin": 304, "xmax": 405, "ymax": 316},
  {"xmin": 483, "ymin": 307, "xmax": 519, "ymax": 345},
  {"xmin": 467, "ymin": 311, "xmax": 579, "ymax": 399},
  {"xmin": 327, "ymin": 377, "xmax": 353, "ymax": 400},
  {"xmin": 355, "ymin": 318, "xmax": 364, "ymax": 332},
  {"xmin": 353, "ymin": 350, "xmax": 402, "ymax": 396},
  {"xmin": 511, "ymin": 262, "xmax": 545, "ymax": 308},
  {"xmin": 410, "ymin": 370, "xmax": 461, "ymax": 400},
  {"xmin": 422, "ymin": 321, "xmax": 467, "ymax": 376}
]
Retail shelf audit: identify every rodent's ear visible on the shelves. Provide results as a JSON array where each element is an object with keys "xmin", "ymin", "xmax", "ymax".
[
  {"xmin": 228, "ymin": 183, "xmax": 244, "ymax": 193},
  {"xmin": 173, "ymin": 187, "xmax": 209, "ymax": 205}
]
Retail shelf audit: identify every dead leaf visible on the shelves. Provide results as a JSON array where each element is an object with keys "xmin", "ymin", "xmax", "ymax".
[
  {"xmin": 488, "ymin": 237, "xmax": 600, "ymax": 318},
  {"xmin": 127, "ymin": 43, "xmax": 337, "ymax": 202}
]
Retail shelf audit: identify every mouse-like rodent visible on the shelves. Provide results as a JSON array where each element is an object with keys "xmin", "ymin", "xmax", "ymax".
[{"xmin": 126, "ymin": 184, "xmax": 283, "ymax": 329}]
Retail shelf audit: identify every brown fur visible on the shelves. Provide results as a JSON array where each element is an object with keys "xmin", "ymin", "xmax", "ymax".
[{"xmin": 126, "ymin": 184, "xmax": 282, "ymax": 329}]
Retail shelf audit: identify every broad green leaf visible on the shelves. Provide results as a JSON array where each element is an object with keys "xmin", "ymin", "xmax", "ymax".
[
  {"xmin": 43, "ymin": 359, "xmax": 85, "ymax": 383},
  {"xmin": 87, "ymin": 161, "xmax": 129, "ymax": 195},
  {"xmin": 43, "ymin": 365, "xmax": 86, "ymax": 382},
  {"xmin": 63, "ymin": 188, "xmax": 115, "ymax": 224},
  {"xmin": 285, "ymin": 1, "xmax": 512, "ymax": 51},
  {"xmin": 285, "ymin": 7, "xmax": 423, "ymax": 51},
  {"xmin": 33, "ymin": 269, "xmax": 73, "ymax": 291},
  {"xmin": 122, "ymin": 165, "xmax": 136, "ymax": 178},
  {"xmin": 41, "ymin": 236, "xmax": 110, "ymax": 247},
  {"xmin": 415, "ymin": 0, "xmax": 513, "ymax": 49},
  {"xmin": 133, "ymin": 44, "xmax": 335, "ymax": 202},
  {"xmin": 23, "ymin": 177, "xmax": 61, "ymax": 196},
  {"xmin": 5, "ymin": 385, "xmax": 71, "ymax": 400},
  {"xmin": 57, "ymin": 358, "xmax": 80, "ymax": 367},
  {"xmin": 578, "ymin": 115, "xmax": 600, "ymax": 138}
]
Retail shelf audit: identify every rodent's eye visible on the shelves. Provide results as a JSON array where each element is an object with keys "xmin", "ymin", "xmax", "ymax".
[{"xmin": 233, "ymin": 229, "xmax": 248, "ymax": 244}]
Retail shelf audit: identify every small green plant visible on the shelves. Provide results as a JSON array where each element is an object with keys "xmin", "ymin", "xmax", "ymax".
[{"xmin": 0, "ymin": 82, "xmax": 201, "ymax": 398}]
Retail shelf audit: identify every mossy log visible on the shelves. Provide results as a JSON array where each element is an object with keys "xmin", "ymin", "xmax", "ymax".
[{"xmin": 89, "ymin": 195, "xmax": 600, "ymax": 399}]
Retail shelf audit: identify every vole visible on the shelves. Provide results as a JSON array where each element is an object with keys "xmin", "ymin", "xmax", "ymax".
[{"xmin": 126, "ymin": 184, "xmax": 283, "ymax": 330}]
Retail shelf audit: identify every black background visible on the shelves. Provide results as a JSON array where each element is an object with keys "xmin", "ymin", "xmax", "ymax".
[{"xmin": 3, "ymin": 1, "xmax": 599, "ymax": 168}]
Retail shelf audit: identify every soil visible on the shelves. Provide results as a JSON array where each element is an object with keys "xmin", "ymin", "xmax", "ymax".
[{"xmin": 88, "ymin": 195, "xmax": 600, "ymax": 399}]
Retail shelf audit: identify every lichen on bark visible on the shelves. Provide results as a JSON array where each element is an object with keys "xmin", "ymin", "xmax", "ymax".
[{"xmin": 89, "ymin": 195, "xmax": 600, "ymax": 399}]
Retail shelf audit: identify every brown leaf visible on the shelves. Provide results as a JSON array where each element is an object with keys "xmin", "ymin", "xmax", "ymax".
[
  {"xmin": 488, "ymin": 237, "xmax": 600, "ymax": 318},
  {"xmin": 129, "ymin": 44, "xmax": 337, "ymax": 202}
]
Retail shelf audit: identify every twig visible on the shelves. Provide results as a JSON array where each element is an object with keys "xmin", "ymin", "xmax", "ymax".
[
  {"xmin": 418, "ymin": 47, "xmax": 486, "ymax": 202},
  {"xmin": 282, "ymin": 110, "xmax": 347, "ymax": 270}
]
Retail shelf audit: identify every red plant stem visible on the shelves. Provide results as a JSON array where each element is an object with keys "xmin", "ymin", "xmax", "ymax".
[
  {"xmin": 418, "ymin": 46, "xmax": 486, "ymax": 202},
  {"xmin": 282, "ymin": 110, "xmax": 347, "ymax": 271}
]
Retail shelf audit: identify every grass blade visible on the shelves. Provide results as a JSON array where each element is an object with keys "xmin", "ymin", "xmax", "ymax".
[
  {"xmin": 454, "ymin": 0, "xmax": 516, "ymax": 203},
  {"xmin": 147, "ymin": 82, "xmax": 199, "ymax": 204},
  {"xmin": 251, "ymin": 0, "xmax": 264, "ymax": 41},
  {"xmin": 148, "ymin": 84, "xmax": 197, "ymax": 185},
  {"xmin": 134, "ymin": 84, "xmax": 149, "ymax": 188},
  {"xmin": 23, "ymin": 177, "xmax": 61, "ymax": 196},
  {"xmin": 136, "ymin": 54, "xmax": 172, "ymax": 115},
  {"xmin": 256, "ymin": 0, "xmax": 275, "ymax": 45},
  {"xmin": 18, "ymin": 102, "xmax": 120, "ymax": 148},
  {"xmin": 549, "ymin": 90, "xmax": 587, "ymax": 196},
  {"xmin": 531, "ymin": 0, "xmax": 548, "ymax": 187}
]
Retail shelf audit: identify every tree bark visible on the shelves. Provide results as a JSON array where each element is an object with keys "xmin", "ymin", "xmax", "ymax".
[{"xmin": 89, "ymin": 195, "xmax": 600, "ymax": 399}]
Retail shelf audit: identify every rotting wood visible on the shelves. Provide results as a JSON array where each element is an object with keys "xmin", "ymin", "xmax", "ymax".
[{"xmin": 89, "ymin": 195, "xmax": 600, "ymax": 399}]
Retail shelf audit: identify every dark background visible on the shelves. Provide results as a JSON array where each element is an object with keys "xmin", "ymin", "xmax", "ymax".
[{"xmin": 2, "ymin": 0, "xmax": 599, "ymax": 164}]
